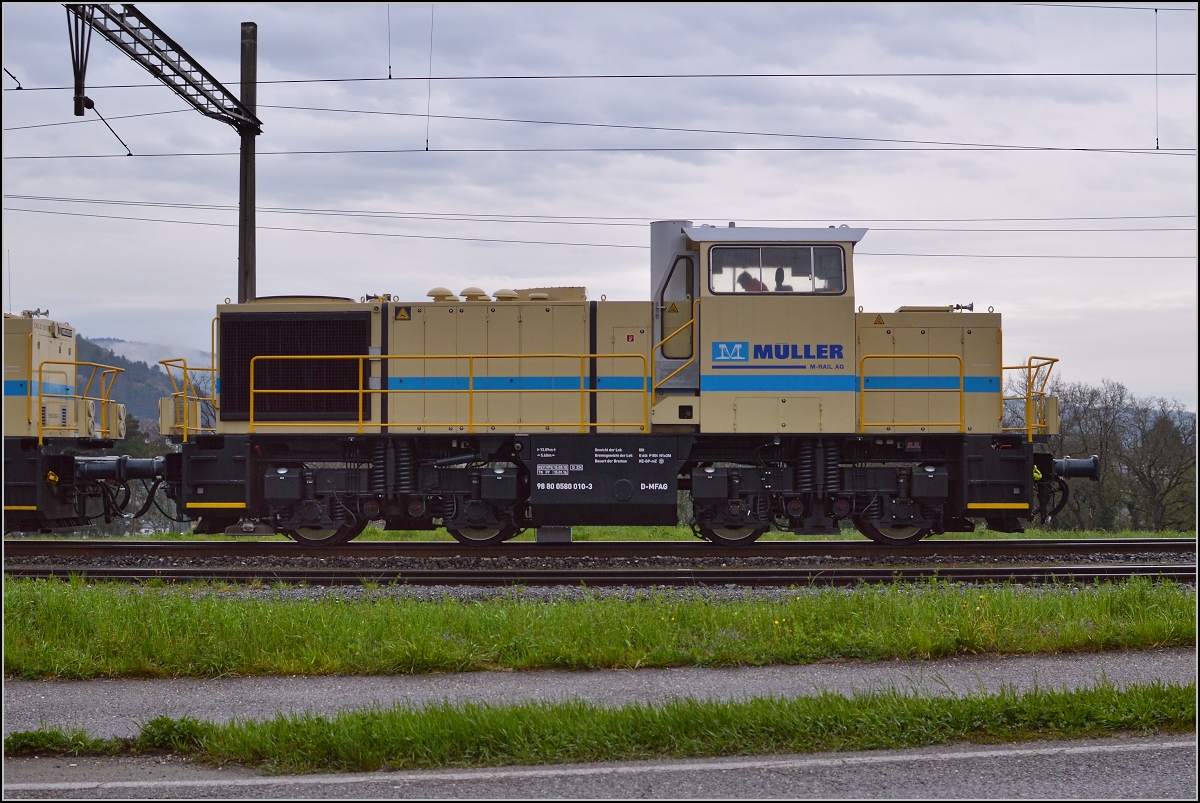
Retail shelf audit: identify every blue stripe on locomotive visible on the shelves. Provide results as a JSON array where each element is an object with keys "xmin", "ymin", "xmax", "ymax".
[
  {"xmin": 386, "ymin": 376, "xmax": 650, "ymax": 391},
  {"xmin": 698, "ymin": 375, "xmax": 998, "ymax": 392}
]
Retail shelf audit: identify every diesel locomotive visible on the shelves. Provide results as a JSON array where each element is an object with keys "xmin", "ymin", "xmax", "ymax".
[
  {"xmin": 142, "ymin": 220, "xmax": 1098, "ymax": 546},
  {"xmin": 3, "ymin": 311, "xmax": 164, "ymax": 532}
]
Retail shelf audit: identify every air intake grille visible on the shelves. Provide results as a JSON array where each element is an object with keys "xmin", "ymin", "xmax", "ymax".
[{"xmin": 220, "ymin": 312, "xmax": 372, "ymax": 421}]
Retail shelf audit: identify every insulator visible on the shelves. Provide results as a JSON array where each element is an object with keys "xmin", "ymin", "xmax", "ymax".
[
  {"xmin": 824, "ymin": 441, "xmax": 842, "ymax": 493},
  {"xmin": 370, "ymin": 441, "xmax": 387, "ymax": 493},
  {"xmin": 796, "ymin": 441, "xmax": 816, "ymax": 493},
  {"xmin": 395, "ymin": 439, "xmax": 416, "ymax": 494}
]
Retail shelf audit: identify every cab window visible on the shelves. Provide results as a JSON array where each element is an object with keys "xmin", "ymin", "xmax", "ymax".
[{"xmin": 709, "ymin": 245, "xmax": 845, "ymax": 295}]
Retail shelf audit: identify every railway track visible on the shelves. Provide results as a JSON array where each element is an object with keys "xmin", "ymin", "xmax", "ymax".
[
  {"xmin": 3, "ymin": 537, "xmax": 1194, "ymax": 560},
  {"xmin": 3, "ymin": 563, "xmax": 1193, "ymax": 586}
]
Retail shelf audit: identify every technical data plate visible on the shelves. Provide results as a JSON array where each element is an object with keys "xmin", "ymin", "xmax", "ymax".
[{"xmin": 525, "ymin": 435, "xmax": 690, "ymax": 526}]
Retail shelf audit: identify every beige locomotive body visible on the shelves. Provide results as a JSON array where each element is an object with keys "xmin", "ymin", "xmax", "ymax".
[
  {"xmin": 3, "ymin": 312, "xmax": 125, "ymax": 442},
  {"xmin": 189, "ymin": 223, "xmax": 1024, "ymax": 441},
  {"xmin": 153, "ymin": 220, "xmax": 1078, "ymax": 547}
]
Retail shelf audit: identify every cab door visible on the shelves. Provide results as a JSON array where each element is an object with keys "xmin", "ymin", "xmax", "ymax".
[{"xmin": 653, "ymin": 254, "xmax": 698, "ymax": 391}]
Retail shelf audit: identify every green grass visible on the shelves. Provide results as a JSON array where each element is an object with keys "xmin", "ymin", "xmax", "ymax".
[
  {"xmin": 4, "ymin": 578, "xmax": 1193, "ymax": 680},
  {"xmin": 5, "ymin": 682, "xmax": 1193, "ymax": 774},
  {"xmin": 7, "ymin": 525, "xmax": 1189, "ymax": 543}
]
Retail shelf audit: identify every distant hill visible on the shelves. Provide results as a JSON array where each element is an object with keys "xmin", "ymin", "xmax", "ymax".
[
  {"xmin": 88, "ymin": 338, "xmax": 212, "ymax": 369},
  {"xmin": 76, "ymin": 338, "xmax": 178, "ymax": 420}
]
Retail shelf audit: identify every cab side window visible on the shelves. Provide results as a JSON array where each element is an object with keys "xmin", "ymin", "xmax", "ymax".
[
  {"xmin": 813, "ymin": 247, "xmax": 844, "ymax": 294},
  {"xmin": 709, "ymin": 245, "xmax": 844, "ymax": 295},
  {"xmin": 711, "ymin": 247, "xmax": 763, "ymax": 293}
]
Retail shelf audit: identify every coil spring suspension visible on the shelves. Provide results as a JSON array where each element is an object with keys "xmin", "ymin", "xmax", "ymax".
[
  {"xmin": 370, "ymin": 441, "xmax": 387, "ymax": 494},
  {"xmin": 862, "ymin": 494, "xmax": 882, "ymax": 520},
  {"xmin": 330, "ymin": 496, "xmax": 352, "ymax": 524},
  {"xmin": 395, "ymin": 439, "xmax": 416, "ymax": 494},
  {"xmin": 825, "ymin": 441, "xmax": 842, "ymax": 493},
  {"xmin": 796, "ymin": 441, "xmax": 816, "ymax": 493},
  {"xmin": 755, "ymin": 493, "xmax": 771, "ymax": 525}
]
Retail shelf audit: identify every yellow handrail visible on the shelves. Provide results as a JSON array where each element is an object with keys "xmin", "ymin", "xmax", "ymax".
[
  {"xmin": 858, "ymin": 353, "xmax": 965, "ymax": 433},
  {"xmin": 36, "ymin": 360, "xmax": 123, "ymax": 444},
  {"xmin": 159, "ymin": 358, "xmax": 218, "ymax": 441},
  {"xmin": 1002, "ymin": 356, "xmax": 1057, "ymax": 442},
  {"xmin": 652, "ymin": 298, "xmax": 700, "ymax": 393},
  {"xmin": 210, "ymin": 316, "xmax": 219, "ymax": 412},
  {"xmin": 247, "ymin": 352, "xmax": 650, "ymax": 434},
  {"xmin": 158, "ymin": 324, "xmax": 218, "ymax": 441},
  {"xmin": 26, "ymin": 332, "xmax": 33, "ymax": 426}
]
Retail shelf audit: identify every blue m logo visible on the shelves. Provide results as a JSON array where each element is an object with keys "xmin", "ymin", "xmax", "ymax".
[{"xmin": 711, "ymin": 341, "xmax": 749, "ymax": 361}]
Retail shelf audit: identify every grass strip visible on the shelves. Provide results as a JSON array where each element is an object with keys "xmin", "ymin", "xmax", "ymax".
[
  {"xmin": 4, "ymin": 578, "xmax": 1193, "ymax": 680},
  {"xmin": 5, "ymin": 682, "xmax": 1194, "ymax": 774}
]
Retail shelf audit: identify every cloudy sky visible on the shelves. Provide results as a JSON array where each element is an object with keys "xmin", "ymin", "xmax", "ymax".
[{"xmin": 3, "ymin": 3, "xmax": 1196, "ymax": 406}]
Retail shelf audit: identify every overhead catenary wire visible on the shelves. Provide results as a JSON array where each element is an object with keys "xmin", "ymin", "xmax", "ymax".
[
  {"xmin": 5, "ymin": 206, "xmax": 1196, "ymax": 259},
  {"xmin": 5, "ymin": 70, "xmax": 1197, "ymax": 93},
  {"xmin": 7, "ymin": 103, "xmax": 1194, "ymax": 156},
  {"xmin": 7, "ymin": 144, "xmax": 1194, "ymax": 159},
  {"xmin": 2, "ymin": 108, "xmax": 190, "ymax": 130},
  {"xmin": 1017, "ymin": 3, "xmax": 1197, "ymax": 13},
  {"xmin": 4, "ymin": 194, "xmax": 1196, "ymax": 231},
  {"xmin": 256, "ymin": 104, "xmax": 1200, "ymax": 155}
]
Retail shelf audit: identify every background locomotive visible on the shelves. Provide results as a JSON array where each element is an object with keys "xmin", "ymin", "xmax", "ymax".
[
  {"xmin": 3, "ymin": 311, "xmax": 164, "ymax": 532},
  {"xmin": 149, "ymin": 221, "xmax": 1098, "ymax": 546}
]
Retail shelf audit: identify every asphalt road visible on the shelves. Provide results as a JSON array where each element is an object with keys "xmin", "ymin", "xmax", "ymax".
[
  {"xmin": 4, "ymin": 648, "xmax": 1195, "ymax": 739},
  {"xmin": 4, "ymin": 648, "xmax": 1196, "ymax": 798},
  {"xmin": 4, "ymin": 737, "xmax": 1195, "ymax": 798}
]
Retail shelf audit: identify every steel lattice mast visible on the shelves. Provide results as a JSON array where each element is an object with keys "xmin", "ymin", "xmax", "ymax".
[{"xmin": 65, "ymin": 3, "xmax": 262, "ymax": 302}]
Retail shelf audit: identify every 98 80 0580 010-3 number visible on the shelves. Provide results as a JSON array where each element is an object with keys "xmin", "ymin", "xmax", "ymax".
[{"xmin": 535, "ymin": 482, "xmax": 594, "ymax": 490}]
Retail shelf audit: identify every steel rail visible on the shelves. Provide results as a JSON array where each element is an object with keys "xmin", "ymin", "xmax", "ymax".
[
  {"xmin": 3, "ymin": 563, "xmax": 1193, "ymax": 586},
  {"xmin": 3, "ymin": 538, "xmax": 1194, "ymax": 560}
]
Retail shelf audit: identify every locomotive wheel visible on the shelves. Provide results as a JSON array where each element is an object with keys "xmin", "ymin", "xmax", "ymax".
[
  {"xmin": 285, "ymin": 519, "xmax": 367, "ymax": 546},
  {"xmin": 698, "ymin": 525, "xmax": 766, "ymax": 546},
  {"xmin": 852, "ymin": 517, "xmax": 930, "ymax": 546},
  {"xmin": 447, "ymin": 525, "xmax": 519, "ymax": 546}
]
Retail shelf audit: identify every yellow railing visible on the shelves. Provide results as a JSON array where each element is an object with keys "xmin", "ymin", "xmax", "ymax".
[
  {"xmin": 858, "ymin": 354, "xmax": 965, "ymax": 433},
  {"xmin": 159, "ymin": 358, "xmax": 218, "ymax": 441},
  {"xmin": 1002, "ymin": 355, "xmax": 1058, "ymax": 442},
  {"xmin": 158, "ymin": 318, "xmax": 219, "ymax": 441},
  {"xmin": 247, "ymin": 353, "xmax": 650, "ymax": 434},
  {"xmin": 652, "ymin": 298, "xmax": 700, "ymax": 394},
  {"xmin": 36, "ymin": 360, "xmax": 123, "ymax": 444},
  {"xmin": 25, "ymin": 333, "xmax": 32, "ymax": 425}
]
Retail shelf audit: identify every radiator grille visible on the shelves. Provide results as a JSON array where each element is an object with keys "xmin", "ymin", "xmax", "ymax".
[{"xmin": 220, "ymin": 312, "xmax": 372, "ymax": 421}]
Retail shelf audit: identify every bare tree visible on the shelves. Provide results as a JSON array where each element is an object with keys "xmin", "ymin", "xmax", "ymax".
[
  {"xmin": 1048, "ymin": 379, "xmax": 1133, "ymax": 530},
  {"xmin": 1120, "ymin": 398, "xmax": 1196, "ymax": 532},
  {"xmin": 1045, "ymin": 378, "xmax": 1196, "ymax": 533}
]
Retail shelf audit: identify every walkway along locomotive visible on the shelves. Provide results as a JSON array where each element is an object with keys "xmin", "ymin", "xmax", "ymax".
[{"xmin": 147, "ymin": 221, "xmax": 1099, "ymax": 546}]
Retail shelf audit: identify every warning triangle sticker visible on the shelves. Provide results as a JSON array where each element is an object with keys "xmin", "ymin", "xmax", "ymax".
[
  {"xmin": 874, "ymin": 315, "xmax": 885, "ymax": 325},
  {"xmin": 667, "ymin": 302, "xmax": 679, "ymax": 313},
  {"xmin": 395, "ymin": 306, "xmax": 411, "ymax": 320}
]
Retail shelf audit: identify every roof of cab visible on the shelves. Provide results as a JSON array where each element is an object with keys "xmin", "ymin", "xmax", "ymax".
[{"xmin": 681, "ymin": 225, "xmax": 868, "ymax": 244}]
